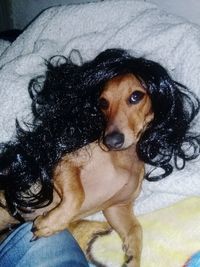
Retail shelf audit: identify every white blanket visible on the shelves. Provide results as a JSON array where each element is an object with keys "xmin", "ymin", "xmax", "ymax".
[{"xmin": 0, "ymin": 0, "xmax": 200, "ymax": 217}]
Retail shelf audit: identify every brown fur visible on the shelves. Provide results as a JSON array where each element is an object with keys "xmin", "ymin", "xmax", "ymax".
[{"xmin": 0, "ymin": 74, "xmax": 153, "ymax": 266}]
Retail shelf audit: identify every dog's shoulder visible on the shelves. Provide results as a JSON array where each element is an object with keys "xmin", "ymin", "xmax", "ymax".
[{"xmin": 61, "ymin": 142, "xmax": 98, "ymax": 167}]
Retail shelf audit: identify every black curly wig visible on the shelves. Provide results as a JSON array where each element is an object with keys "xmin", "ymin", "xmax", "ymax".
[{"xmin": 0, "ymin": 48, "xmax": 199, "ymax": 220}]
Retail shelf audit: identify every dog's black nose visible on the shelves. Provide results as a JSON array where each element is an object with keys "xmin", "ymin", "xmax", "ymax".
[{"xmin": 103, "ymin": 131, "xmax": 124, "ymax": 149}]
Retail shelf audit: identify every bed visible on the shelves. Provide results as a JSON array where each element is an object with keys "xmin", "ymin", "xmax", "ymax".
[{"xmin": 0, "ymin": 0, "xmax": 200, "ymax": 266}]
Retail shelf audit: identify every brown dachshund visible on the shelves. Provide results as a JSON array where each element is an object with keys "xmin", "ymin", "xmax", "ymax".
[{"xmin": 0, "ymin": 73, "xmax": 153, "ymax": 266}]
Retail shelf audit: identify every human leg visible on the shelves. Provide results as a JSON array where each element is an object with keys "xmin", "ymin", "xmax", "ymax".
[{"xmin": 0, "ymin": 222, "xmax": 90, "ymax": 267}]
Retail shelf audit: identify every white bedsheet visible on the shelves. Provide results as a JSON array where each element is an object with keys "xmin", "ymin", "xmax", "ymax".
[{"xmin": 0, "ymin": 0, "xmax": 200, "ymax": 217}]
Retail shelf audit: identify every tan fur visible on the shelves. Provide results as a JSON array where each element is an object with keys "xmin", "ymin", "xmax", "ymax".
[{"xmin": 0, "ymin": 74, "xmax": 153, "ymax": 266}]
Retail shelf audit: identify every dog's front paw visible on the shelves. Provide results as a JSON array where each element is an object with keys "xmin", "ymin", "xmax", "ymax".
[
  {"xmin": 32, "ymin": 214, "xmax": 67, "ymax": 238},
  {"xmin": 123, "ymin": 244, "xmax": 134, "ymax": 267},
  {"xmin": 123, "ymin": 254, "xmax": 134, "ymax": 267},
  {"xmin": 122, "ymin": 238, "xmax": 140, "ymax": 267}
]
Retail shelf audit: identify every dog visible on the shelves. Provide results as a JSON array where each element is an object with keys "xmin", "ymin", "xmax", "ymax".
[{"xmin": 0, "ymin": 49, "xmax": 199, "ymax": 267}]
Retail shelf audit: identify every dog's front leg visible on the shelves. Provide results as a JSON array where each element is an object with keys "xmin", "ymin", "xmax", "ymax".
[
  {"xmin": 33, "ymin": 161, "xmax": 84, "ymax": 238},
  {"xmin": 103, "ymin": 203, "xmax": 142, "ymax": 267}
]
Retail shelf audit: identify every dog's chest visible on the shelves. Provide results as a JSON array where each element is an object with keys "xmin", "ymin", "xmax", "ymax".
[{"xmin": 76, "ymin": 144, "xmax": 141, "ymax": 213}]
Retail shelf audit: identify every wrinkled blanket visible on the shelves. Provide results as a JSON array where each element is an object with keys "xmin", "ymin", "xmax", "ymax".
[
  {"xmin": 0, "ymin": 0, "xmax": 200, "ymax": 216},
  {"xmin": 71, "ymin": 198, "xmax": 200, "ymax": 267}
]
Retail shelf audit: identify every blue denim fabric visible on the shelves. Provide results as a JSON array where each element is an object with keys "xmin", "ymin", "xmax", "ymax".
[
  {"xmin": 0, "ymin": 222, "xmax": 94, "ymax": 267},
  {"xmin": 186, "ymin": 251, "xmax": 200, "ymax": 267}
]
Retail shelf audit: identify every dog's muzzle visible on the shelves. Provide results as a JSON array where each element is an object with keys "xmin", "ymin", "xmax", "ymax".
[{"xmin": 103, "ymin": 131, "xmax": 125, "ymax": 150}]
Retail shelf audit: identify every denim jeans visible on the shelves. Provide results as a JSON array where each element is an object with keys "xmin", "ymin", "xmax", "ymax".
[{"xmin": 0, "ymin": 222, "xmax": 95, "ymax": 267}]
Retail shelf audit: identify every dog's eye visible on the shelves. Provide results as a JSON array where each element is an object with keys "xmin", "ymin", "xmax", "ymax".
[
  {"xmin": 129, "ymin": 91, "xmax": 145, "ymax": 104},
  {"xmin": 99, "ymin": 97, "xmax": 109, "ymax": 110}
]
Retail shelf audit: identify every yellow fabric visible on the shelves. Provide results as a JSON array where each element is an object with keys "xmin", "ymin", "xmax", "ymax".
[
  {"xmin": 71, "ymin": 197, "xmax": 200, "ymax": 267},
  {"xmin": 140, "ymin": 197, "xmax": 200, "ymax": 267}
]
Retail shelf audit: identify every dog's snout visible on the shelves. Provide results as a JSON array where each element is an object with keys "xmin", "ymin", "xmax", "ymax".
[{"xmin": 103, "ymin": 132, "xmax": 124, "ymax": 149}]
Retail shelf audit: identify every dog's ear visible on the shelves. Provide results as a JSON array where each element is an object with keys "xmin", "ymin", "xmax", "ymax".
[{"xmin": 136, "ymin": 60, "xmax": 200, "ymax": 181}]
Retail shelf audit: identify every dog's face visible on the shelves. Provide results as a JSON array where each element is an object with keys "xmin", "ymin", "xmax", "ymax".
[{"xmin": 99, "ymin": 73, "xmax": 154, "ymax": 150}]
